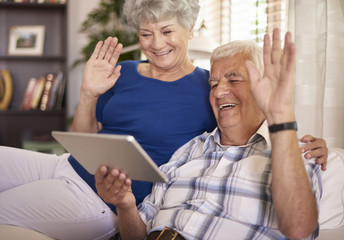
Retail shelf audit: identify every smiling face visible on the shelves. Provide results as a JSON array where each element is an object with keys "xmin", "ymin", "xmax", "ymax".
[
  {"xmin": 138, "ymin": 17, "xmax": 193, "ymax": 72},
  {"xmin": 209, "ymin": 53, "xmax": 265, "ymax": 143}
]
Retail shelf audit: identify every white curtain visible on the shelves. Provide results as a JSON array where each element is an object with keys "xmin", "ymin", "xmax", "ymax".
[{"xmin": 288, "ymin": 0, "xmax": 344, "ymax": 148}]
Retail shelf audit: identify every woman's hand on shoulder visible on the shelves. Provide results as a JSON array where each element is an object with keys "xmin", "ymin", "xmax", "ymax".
[
  {"xmin": 81, "ymin": 37, "xmax": 123, "ymax": 98},
  {"xmin": 300, "ymin": 135, "xmax": 328, "ymax": 171}
]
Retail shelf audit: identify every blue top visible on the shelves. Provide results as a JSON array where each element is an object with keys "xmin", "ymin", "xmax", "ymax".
[{"xmin": 68, "ymin": 60, "xmax": 217, "ymax": 212}]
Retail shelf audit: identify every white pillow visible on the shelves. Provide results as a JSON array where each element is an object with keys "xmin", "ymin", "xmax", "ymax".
[{"xmin": 319, "ymin": 148, "xmax": 344, "ymax": 229}]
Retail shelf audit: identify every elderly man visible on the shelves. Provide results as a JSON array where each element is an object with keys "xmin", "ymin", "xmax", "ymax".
[{"xmin": 95, "ymin": 29, "xmax": 321, "ymax": 240}]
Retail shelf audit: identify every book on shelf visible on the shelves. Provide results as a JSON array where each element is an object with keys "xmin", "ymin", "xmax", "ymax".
[
  {"xmin": 20, "ymin": 71, "xmax": 65, "ymax": 111},
  {"xmin": 46, "ymin": 71, "xmax": 64, "ymax": 111},
  {"xmin": 20, "ymin": 77, "xmax": 37, "ymax": 111},
  {"xmin": 31, "ymin": 76, "xmax": 46, "ymax": 110},
  {"xmin": 20, "ymin": 76, "xmax": 46, "ymax": 111},
  {"xmin": 40, "ymin": 73, "xmax": 55, "ymax": 111},
  {"xmin": 54, "ymin": 71, "xmax": 66, "ymax": 110}
]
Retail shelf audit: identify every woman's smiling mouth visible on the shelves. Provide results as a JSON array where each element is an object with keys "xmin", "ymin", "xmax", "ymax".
[{"xmin": 154, "ymin": 50, "xmax": 172, "ymax": 56}]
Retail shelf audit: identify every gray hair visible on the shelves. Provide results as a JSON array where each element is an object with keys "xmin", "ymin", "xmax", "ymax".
[
  {"xmin": 210, "ymin": 40, "xmax": 264, "ymax": 77},
  {"xmin": 123, "ymin": 0, "xmax": 200, "ymax": 30}
]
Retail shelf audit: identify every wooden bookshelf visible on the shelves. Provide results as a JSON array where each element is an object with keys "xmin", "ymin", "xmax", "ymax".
[{"xmin": 0, "ymin": 1, "xmax": 68, "ymax": 148}]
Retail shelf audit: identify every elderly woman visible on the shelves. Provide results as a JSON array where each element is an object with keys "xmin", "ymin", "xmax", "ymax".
[
  {"xmin": 0, "ymin": 0, "xmax": 327, "ymax": 239},
  {"xmin": 71, "ymin": 0, "xmax": 216, "ymax": 209}
]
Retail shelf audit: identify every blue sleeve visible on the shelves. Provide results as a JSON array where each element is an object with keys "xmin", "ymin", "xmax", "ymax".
[
  {"xmin": 95, "ymin": 61, "xmax": 132, "ymax": 123},
  {"xmin": 96, "ymin": 89, "xmax": 114, "ymax": 123}
]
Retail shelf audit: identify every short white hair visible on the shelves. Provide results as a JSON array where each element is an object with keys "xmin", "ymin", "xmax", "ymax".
[{"xmin": 210, "ymin": 40, "xmax": 264, "ymax": 77}]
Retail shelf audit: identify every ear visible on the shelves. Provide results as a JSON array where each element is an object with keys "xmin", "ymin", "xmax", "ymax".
[{"xmin": 189, "ymin": 28, "xmax": 194, "ymax": 39}]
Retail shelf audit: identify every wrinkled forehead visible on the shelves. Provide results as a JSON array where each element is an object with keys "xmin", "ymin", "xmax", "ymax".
[
  {"xmin": 140, "ymin": 16, "xmax": 166, "ymax": 26},
  {"xmin": 139, "ymin": 16, "xmax": 179, "ymax": 29},
  {"xmin": 210, "ymin": 54, "xmax": 250, "ymax": 77}
]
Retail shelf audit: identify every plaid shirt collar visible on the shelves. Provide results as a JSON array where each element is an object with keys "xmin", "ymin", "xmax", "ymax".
[{"xmin": 202, "ymin": 120, "xmax": 271, "ymax": 153}]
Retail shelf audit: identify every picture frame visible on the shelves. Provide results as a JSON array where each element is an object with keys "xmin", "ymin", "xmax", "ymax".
[{"xmin": 8, "ymin": 25, "xmax": 46, "ymax": 56}]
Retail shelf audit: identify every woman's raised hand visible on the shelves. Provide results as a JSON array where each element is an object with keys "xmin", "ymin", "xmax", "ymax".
[{"xmin": 81, "ymin": 37, "xmax": 123, "ymax": 98}]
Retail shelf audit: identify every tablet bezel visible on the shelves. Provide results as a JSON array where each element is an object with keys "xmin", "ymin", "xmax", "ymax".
[{"xmin": 52, "ymin": 131, "xmax": 168, "ymax": 183}]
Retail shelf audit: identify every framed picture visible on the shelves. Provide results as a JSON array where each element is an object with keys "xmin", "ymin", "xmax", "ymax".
[{"xmin": 8, "ymin": 25, "xmax": 46, "ymax": 56}]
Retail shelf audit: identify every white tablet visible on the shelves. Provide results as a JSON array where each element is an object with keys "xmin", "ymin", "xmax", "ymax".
[{"xmin": 51, "ymin": 131, "xmax": 168, "ymax": 183}]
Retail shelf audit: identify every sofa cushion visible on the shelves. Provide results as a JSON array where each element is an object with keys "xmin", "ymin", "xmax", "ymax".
[
  {"xmin": 0, "ymin": 225, "xmax": 54, "ymax": 240},
  {"xmin": 319, "ymin": 148, "xmax": 344, "ymax": 229}
]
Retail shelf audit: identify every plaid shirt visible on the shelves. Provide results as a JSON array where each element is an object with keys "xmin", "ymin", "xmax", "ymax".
[{"xmin": 138, "ymin": 121, "xmax": 322, "ymax": 240}]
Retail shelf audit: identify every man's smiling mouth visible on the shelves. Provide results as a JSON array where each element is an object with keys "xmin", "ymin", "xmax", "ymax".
[{"xmin": 219, "ymin": 103, "xmax": 237, "ymax": 110}]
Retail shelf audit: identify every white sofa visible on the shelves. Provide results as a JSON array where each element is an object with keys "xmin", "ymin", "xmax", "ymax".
[
  {"xmin": 317, "ymin": 147, "xmax": 344, "ymax": 239},
  {"xmin": 1, "ymin": 148, "xmax": 344, "ymax": 239}
]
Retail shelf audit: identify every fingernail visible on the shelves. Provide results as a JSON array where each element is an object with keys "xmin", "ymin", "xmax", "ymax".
[
  {"xmin": 119, "ymin": 173, "xmax": 126, "ymax": 180},
  {"xmin": 111, "ymin": 169, "xmax": 118, "ymax": 177}
]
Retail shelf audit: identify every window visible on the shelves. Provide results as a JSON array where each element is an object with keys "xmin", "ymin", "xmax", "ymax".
[
  {"xmin": 196, "ymin": 0, "xmax": 230, "ymax": 45},
  {"xmin": 196, "ymin": 0, "xmax": 287, "ymax": 45}
]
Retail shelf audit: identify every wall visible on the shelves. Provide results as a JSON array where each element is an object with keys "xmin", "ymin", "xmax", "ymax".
[{"xmin": 67, "ymin": 0, "xmax": 100, "ymax": 119}]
